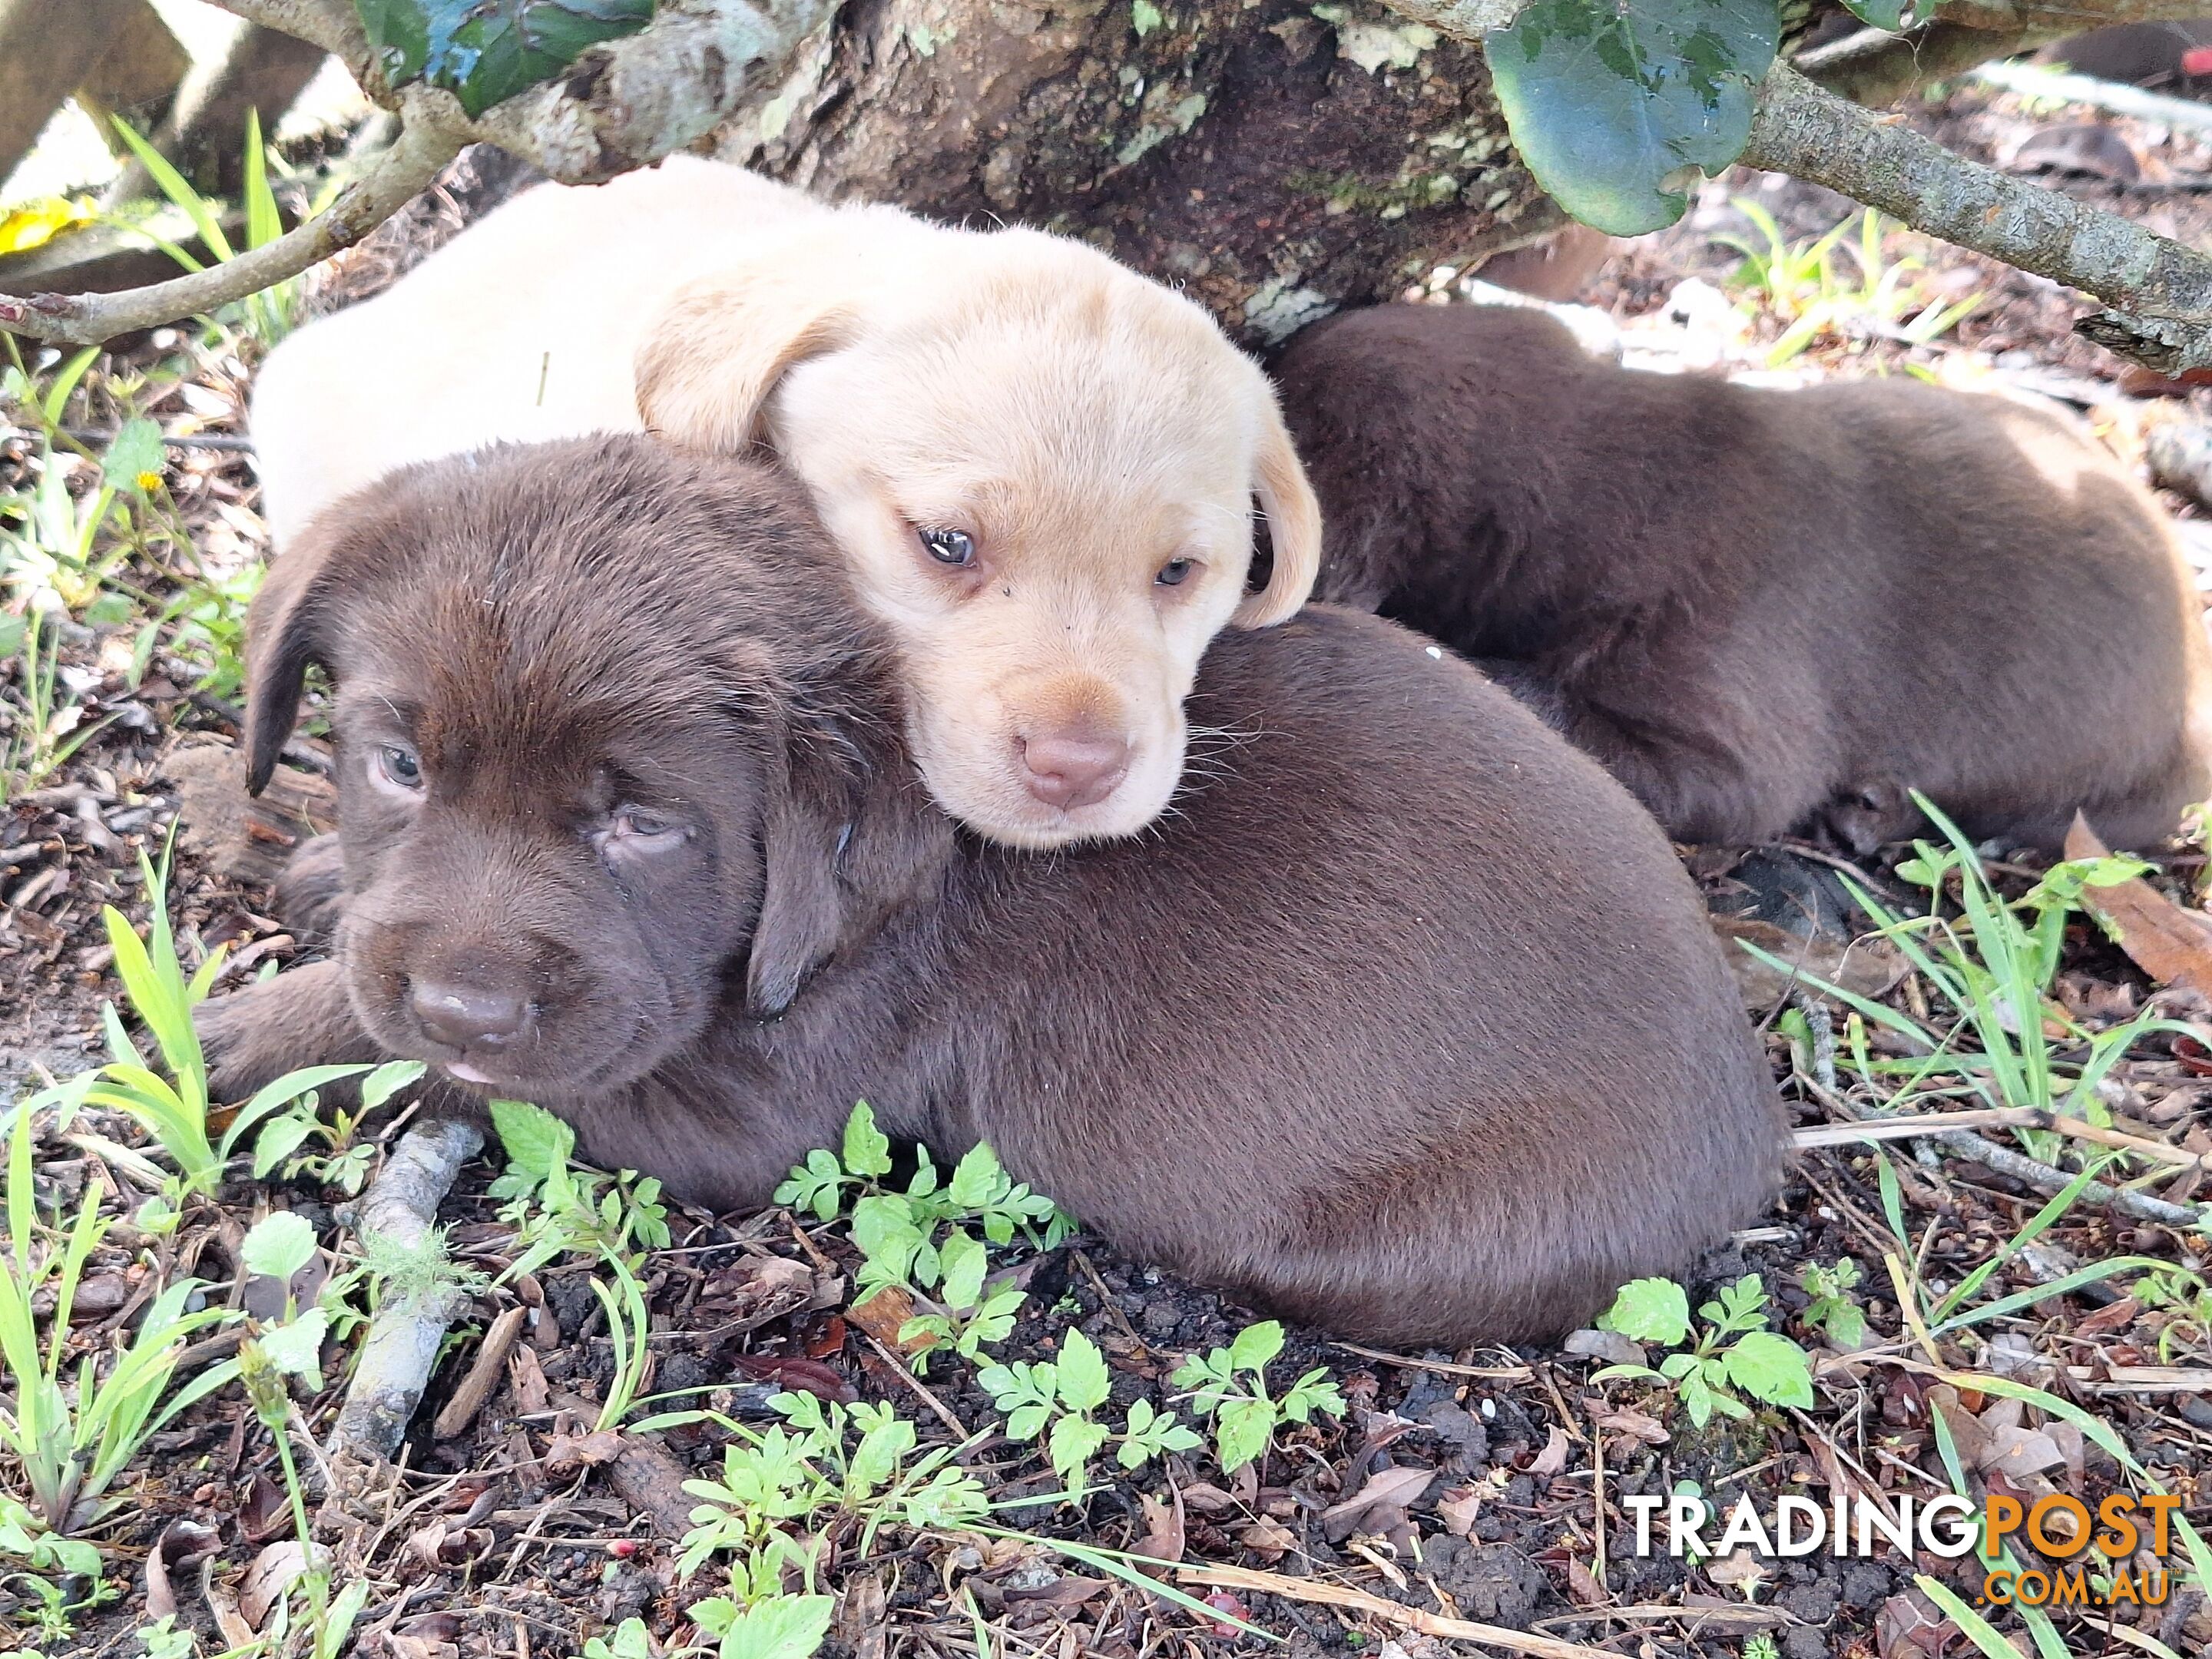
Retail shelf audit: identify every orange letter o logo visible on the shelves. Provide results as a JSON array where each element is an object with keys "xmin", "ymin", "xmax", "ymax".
[{"xmin": 2026, "ymin": 1496, "xmax": 2092, "ymax": 1559}]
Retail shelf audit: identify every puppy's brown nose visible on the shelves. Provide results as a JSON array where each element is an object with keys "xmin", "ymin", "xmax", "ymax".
[
  {"xmin": 410, "ymin": 979, "xmax": 528, "ymax": 1051},
  {"xmin": 1018, "ymin": 725, "xmax": 1131, "ymax": 810}
]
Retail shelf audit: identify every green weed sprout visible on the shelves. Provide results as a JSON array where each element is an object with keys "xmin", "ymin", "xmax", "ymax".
[
  {"xmin": 1591, "ymin": 1276, "xmax": 1815, "ymax": 1428},
  {"xmin": 1171, "ymin": 1320, "xmax": 1345, "ymax": 1473},
  {"xmin": 774, "ymin": 1101, "xmax": 1071, "ymax": 1371},
  {"xmin": 980, "ymin": 1327, "xmax": 1201, "ymax": 1483},
  {"xmin": 0, "ymin": 1097, "xmax": 239, "ymax": 1537},
  {"xmin": 82, "ymin": 849, "xmax": 379, "ymax": 1200}
]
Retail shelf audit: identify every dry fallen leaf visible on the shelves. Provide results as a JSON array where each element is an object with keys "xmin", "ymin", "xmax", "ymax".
[
  {"xmin": 1592, "ymin": 1404, "xmax": 1669, "ymax": 1445},
  {"xmin": 544, "ymin": 1426, "xmax": 628, "ymax": 1477},
  {"xmin": 143, "ymin": 1519, "xmax": 220, "ymax": 1621},
  {"xmin": 1237, "ymin": 1518, "xmax": 1298, "ymax": 1561},
  {"xmin": 1132, "ymin": 1491, "xmax": 1187, "ymax": 1575},
  {"xmin": 2066, "ymin": 814, "xmax": 2212, "ymax": 989},
  {"xmin": 1706, "ymin": 1549, "xmax": 1770, "ymax": 1601},
  {"xmin": 1527, "ymin": 1424, "xmax": 1571, "ymax": 1477},
  {"xmin": 1320, "ymin": 1462, "xmax": 1435, "ymax": 1541},
  {"xmin": 846, "ymin": 1284, "xmax": 932, "ymax": 1355},
  {"xmin": 238, "ymin": 1540, "xmax": 323, "ymax": 1631},
  {"xmin": 1564, "ymin": 1554, "xmax": 1607, "ymax": 1607},
  {"xmin": 1435, "ymin": 1484, "xmax": 1485, "ymax": 1538}
]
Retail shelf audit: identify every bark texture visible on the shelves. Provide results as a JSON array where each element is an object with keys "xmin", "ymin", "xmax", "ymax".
[{"xmin": 717, "ymin": 0, "xmax": 1561, "ymax": 346}]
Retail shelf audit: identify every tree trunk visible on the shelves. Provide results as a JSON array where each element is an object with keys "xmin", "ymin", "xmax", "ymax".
[{"xmin": 715, "ymin": 0, "xmax": 1563, "ymax": 347}]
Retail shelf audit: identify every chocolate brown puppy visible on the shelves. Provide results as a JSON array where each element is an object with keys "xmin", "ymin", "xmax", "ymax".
[
  {"xmin": 1273, "ymin": 303, "xmax": 2212, "ymax": 851},
  {"xmin": 197, "ymin": 438, "xmax": 1783, "ymax": 1347}
]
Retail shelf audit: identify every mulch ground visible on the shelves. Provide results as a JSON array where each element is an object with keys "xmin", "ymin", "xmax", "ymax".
[{"xmin": 5, "ymin": 71, "xmax": 2212, "ymax": 1659}]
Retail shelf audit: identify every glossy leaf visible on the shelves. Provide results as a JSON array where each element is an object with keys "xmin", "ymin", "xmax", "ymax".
[
  {"xmin": 354, "ymin": 0, "xmax": 656, "ymax": 118},
  {"xmin": 1838, "ymin": 0, "xmax": 1908, "ymax": 28},
  {"xmin": 1485, "ymin": 0, "xmax": 1780, "ymax": 235}
]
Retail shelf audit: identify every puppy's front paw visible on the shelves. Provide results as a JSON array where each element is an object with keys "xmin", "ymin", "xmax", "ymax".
[
  {"xmin": 273, "ymin": 833, "xmax": 346, "ymax": 940},
  {"xmin": 194, "ymin": 959, "xmax": 372, "ymax": 1101}
]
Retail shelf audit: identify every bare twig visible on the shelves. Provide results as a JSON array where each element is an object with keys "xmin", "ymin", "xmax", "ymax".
[
  {"xmin": 430, "ymin": 1303, "xmax": 529, "ymax": 1440},
  {"xmin": 1796, "ymin": 0, "xmax": 2212, "ymax": 108},
  {"xmin": 1376, "ymin": 0, "xmax": 2212, "ymax": 373},
  {"xmin": 1796, "ymin": 1107, "xmax": 2209, "ymax": 1171},
  {"xmin": 0, "ymin": 95, "xmax": 461, "ymax": 346},
  {"xmin": 1740, "ymin": 60, "xmax": 2212, "ymax": 372},
  {"xmin": 207, "ymin": 0, "xmax": 374, "ymax": 75},
  {"xmin": 1972, "ymin": 57, "xmax": 2212, "ymax": 138},
  {"xmin": 5, "ymin": 0, "xmax": 841, "ymax": 344},
  {"xmin": 1176, "ymin": 1564, "xmax": 1617, "ymax": 1658},
  {"xmin": 332, "ymin": 1117, "xmax": 485, "ymax": 1462}
]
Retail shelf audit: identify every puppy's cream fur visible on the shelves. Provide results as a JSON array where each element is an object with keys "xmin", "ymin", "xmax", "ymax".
[{"xmin": 251, "ymin": 157, "xmax": 1320, "ymax": 849}]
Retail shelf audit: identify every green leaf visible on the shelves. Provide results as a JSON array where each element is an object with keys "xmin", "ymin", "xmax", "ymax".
[
  {"xmin": 104, "ymin": 417, "xmax": 165, "ymax": 496},
  {"xmin": 241, "ymin": 1210, "xmax": 317, "ymax": 1282},
  {"xmin": 938, "ymin": 1228, "xmax": 988, "ymax": 1313},
  {"xmin": 1599, "ymin": 1277, "xmax": 1691, "ymax": 1346},
  {"xmin": 1227, "ymin": 1320, "xmax": 1283, "ymax": 1376},
  {"xmin": 1048, "ymin": 1413, "xmax": 1111, "ymax": 1480},
  {"xmin": 1215, "ymin": 1396, "xmax": 1275, "ymax": 1473},
  {"xmin": 949, "ymin": 1142, "xmax": 1009, "ymax": 1210},
  {"xmin": 360, "ymin": 1059, "xmax": 427, "ymax": 1111},
  {"xmin": 843, "ymin": 1100, "xmax": 892, "ymax": 1177},
  {"xmin": 252, "ymin": 1111, "xmax": 319, "ymax": 1179},
  {"xmin": 355, "ymin": 0, "xmax": 657, "ymax": 118},
  {"xmin": 1485, "ymin": 0, "xmax": 1780, "ymax": 236},
  {"xmin": 1720, "ymin": 1331, "xmax": 1815, "ymax": 1406},
  {"xmin": 1679, "ymin": 1369, "xmax": 1715, "ymax": 1428},
  {"xmin": 491, "ymin": 1098, "xmax": 573, "ymax": 1181},
  {"xmin": 1055, "ymin": 1328, "xmax": 1112, "ymax": 1413},
  {"xmin": 851, "ymin": 1194, "xmax": 925, "ymax": 1282},
  {"xmin": 1837, "ymin": 0, "xmax": 1908, "ymax": 28},
  {"xmin": 257, "ymin": 1306, "xmax": 329, "ymax": 1386}
]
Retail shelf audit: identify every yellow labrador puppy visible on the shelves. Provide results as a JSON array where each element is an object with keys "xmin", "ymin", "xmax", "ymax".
[{"xmin": 251, "ymin": 157, "xmax": 1320, "ymax": 849}]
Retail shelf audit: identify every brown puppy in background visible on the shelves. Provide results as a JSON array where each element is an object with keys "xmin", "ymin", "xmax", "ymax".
[
  {"xmin": 1273, "ymin": 303, "xmax": 2212, "ymax": 851},
  {"xmin": 197, "ymin": 438, "xmax": 1783, "ymax": 1347}
]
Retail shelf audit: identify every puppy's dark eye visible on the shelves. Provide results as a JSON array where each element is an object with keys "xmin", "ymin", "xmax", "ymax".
[
  {"xmin": 1155, "ymin": 558, "xmax": 1194, "ymax": 588},
  {"xmin": 376, "ymin": 744, "xmax": 423, "ymax": 790},
  {"xmin": 613, "ymin": 808, "xmax": 680, "ymax": 842},
  {"xmin": 919, "ymin": 527, "xmax": 975, "ymax": 568}
]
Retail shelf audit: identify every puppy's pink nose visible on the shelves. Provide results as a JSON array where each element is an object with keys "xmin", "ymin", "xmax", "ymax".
[
  {"xmin": 1018, "ymin": 726, "xmax": 1132, "ymax": 810},
  {"xmin": 410, "ymin": 979, "xmax": 528, "ymax": 1051}
]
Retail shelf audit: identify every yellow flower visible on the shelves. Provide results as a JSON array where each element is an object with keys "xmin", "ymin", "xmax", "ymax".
[{"xmin": 135, "ymin": 470, "xmax": 164, "ymax": 493}]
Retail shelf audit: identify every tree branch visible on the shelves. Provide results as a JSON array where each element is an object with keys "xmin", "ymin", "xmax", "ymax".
[
  {"xmin": 1740, "ymin": 58, "xmax": 2212, "ymax": 372},
  {"xmin": 1, "ymin": 0, "xmax": 843, "ymax": 344},
  {"xmin": 1798, "ymin": 21, "xmax": 2045, "ymax": 107},
  {"xmin": 1798, "ymin": 0, "xmax": 2212, "ymax": 109},
  {"xmin": 460, "ymin": 0, "xmax": 841, "ymax": 183},
  {"xmin": 0, "ymin": 92, "xmax": 461, "ymax": 345},
  {"xmin": 204, "ymin": 0, "xmax": 373, "ymax": 78}
]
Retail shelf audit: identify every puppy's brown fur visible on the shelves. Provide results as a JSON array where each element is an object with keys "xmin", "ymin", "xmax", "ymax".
[
  {"xmin": 198, "ymin": 439, "xmax": 1783, "ymax": 1346},
  {"xmin": 1273, "ymin": 303, "xmax": 2212, "ymax": 850}
]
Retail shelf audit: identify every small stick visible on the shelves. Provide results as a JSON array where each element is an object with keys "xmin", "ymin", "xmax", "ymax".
[
  {"xmin": 1175, "ymin": 1564, "xmax": 1617, "ymax": 1659},
  {"xmin": 332, "ymin": 1118, "xmax": 486, "ymax": 1461},
  {"xmin": 857, "ymin": 1331, "xmax": 970, "ymax": 1439},
  {"xmin": 1330, "ymin": 1343, "xmax": 1534, "ymax": 1380},
  {"xmin": 432, "ymin": 1304, "xmax": 528, "ymax": 1439},
  {"xmin": 1796, "ymin": 1108, "xmax": 2206, "ymax": 1170}
]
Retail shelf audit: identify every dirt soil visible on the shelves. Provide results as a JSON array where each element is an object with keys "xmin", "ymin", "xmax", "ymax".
[{"xmin": 5, "ymin": 74, "xmax": 2212, "ymax": 1659}]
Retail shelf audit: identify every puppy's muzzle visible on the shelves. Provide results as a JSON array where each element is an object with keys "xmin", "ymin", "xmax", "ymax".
[{"xmin": 1014, "ymin": 717, "xmax": 1132, "ymax": 811}]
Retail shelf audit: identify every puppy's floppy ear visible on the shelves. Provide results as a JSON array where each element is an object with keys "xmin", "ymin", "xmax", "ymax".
[
  {"xmin": 636, "ymin": 227, "xmax": 893, "ymax": 454},
  {"xmin": 744, "ymin": 724, "xmax": 949, "ymax": 1019},
  {"xmin": 243, "ymin": 516, "xmax": 346, "ymax": 795},
  {"xmin": 1235, "ymin": 392, "xmax": 1323, "ymax": 628}
]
